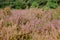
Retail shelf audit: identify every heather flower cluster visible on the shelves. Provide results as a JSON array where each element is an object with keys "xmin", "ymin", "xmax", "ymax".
[{"xmin": 0, "ymin": 8, "xmax": 60, "ymax": 40}]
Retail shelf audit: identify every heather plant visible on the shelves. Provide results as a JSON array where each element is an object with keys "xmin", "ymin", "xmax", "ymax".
[{"xmin": 0, "ymin": 8, "xmax": 60, "ymax": 40}]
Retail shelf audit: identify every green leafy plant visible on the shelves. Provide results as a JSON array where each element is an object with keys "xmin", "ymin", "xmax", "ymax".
[
  {"xmin": 31, "ymin": 1, "xmax": 39, "ymax": 8},
  {"xmin": 46, "ymin": 0, "xmax": 58, "ymax": 9}
]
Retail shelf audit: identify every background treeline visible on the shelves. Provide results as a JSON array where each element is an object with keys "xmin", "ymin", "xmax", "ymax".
[{"xmin": 0, "ymin": 0, "xmax": 60, "ymax": 9}]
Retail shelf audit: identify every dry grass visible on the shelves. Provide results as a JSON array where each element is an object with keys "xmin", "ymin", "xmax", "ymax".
[{"xmin": 0, "ymin": 7, "xmax": 60, "ymax": 40}]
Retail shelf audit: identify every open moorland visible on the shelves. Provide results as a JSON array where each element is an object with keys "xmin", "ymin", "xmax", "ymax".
[{"xmin": 0, "ymin": 7, "xmax": 60, "ymax": 40}]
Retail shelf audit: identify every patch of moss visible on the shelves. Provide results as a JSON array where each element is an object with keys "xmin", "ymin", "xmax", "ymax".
[
  {"xmin": 4, "ymin": 21, "xmax": 12, "ymax": 27},
  {"xmin": 53, "ymin": 12, "xmax": 60, "ymax": 20}
]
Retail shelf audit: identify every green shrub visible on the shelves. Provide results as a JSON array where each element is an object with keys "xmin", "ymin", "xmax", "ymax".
[
  {"xmin": 31, "ymin": 1, "xmax": 39, "ymax": 8},
  {"xmin": 0, "ymin": 0, "xmax": 59, "ymax": 9},
  {"xmin": 46, "ymin": 0, "xmax": 58, "ymax": 9}
]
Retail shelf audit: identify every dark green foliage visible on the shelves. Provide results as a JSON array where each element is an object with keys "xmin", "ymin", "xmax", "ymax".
[
  {"xmin": 46, "ymin": 0, "xmax": 58, "ymax": 9},
  {"xmin": 0, "ymin": 0, "xmax": 59, "ymax": 9}
]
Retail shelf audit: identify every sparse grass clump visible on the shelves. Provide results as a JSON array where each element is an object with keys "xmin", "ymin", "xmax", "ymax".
[{"xmin": 3, "ymin": 7, "xmax": 12, "ymax": 16}]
